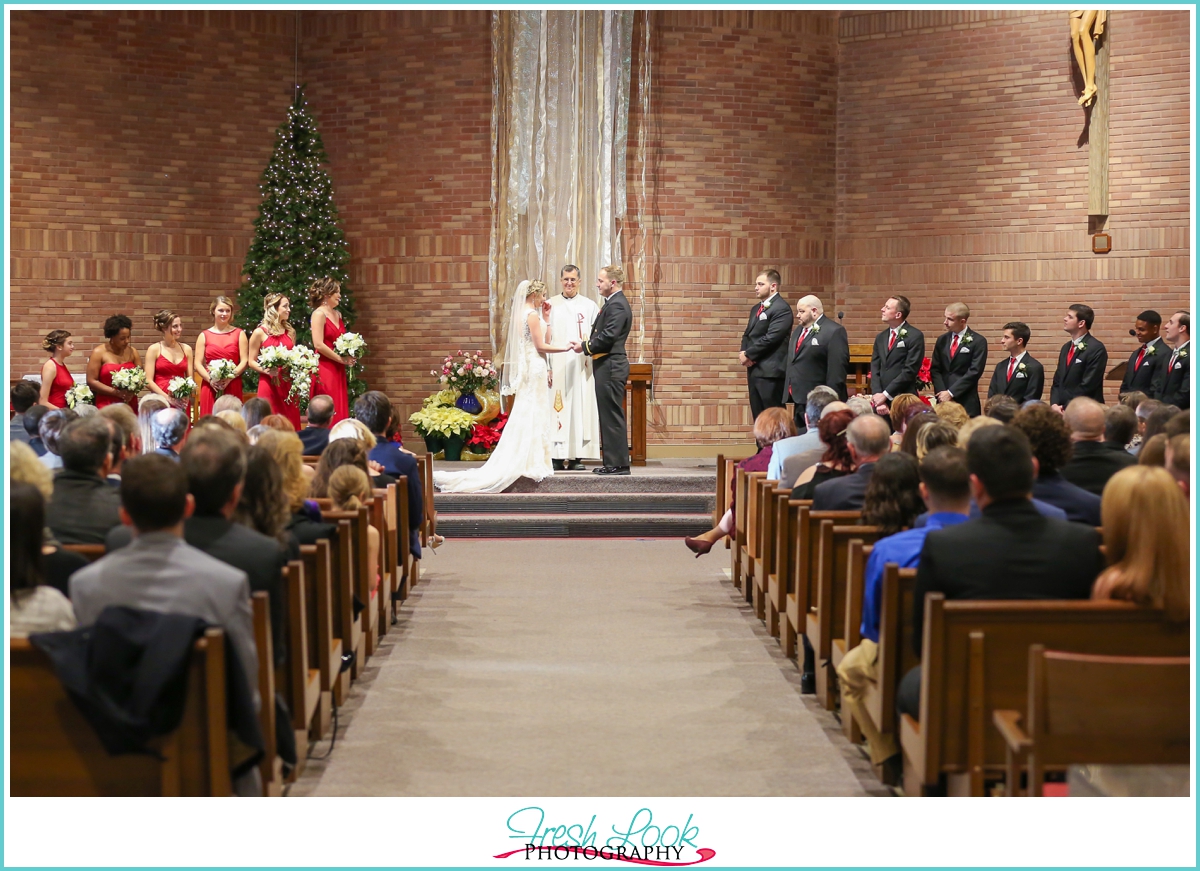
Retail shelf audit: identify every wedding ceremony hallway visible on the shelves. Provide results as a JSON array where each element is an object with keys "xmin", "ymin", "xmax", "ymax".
[{"xmin": 290, "ymin": 537, "xmax": 878, "ymax": 796}]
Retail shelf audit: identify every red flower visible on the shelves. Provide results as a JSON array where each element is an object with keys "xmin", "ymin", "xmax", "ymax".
[{"xmin": 917, "ymin": 357, "xmax": 933, "ymax": 387}]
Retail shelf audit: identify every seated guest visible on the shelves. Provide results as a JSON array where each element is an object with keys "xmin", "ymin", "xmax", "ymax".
[
  {"xmin": 212, "ymin": 394, "xmax": 244, "ymax": 415},
  {"xmin": 1144, "ymin": 403, "xmax": 1181, "ymax": 443},
  {"xmin": 1165, "ymin": 409, "xmax": 1190, "ymax": 438},
  {"xmin": 329, "ymin": 465, "xmax": 380, "ymax": 588},
  {"xmin": 983, "ymin": 394, "xmax": 1019, "ymax": 424},
  {"xmin": 846, "ymin": 395, "xmax": 875, "ymax": 418},
  {"xmin": 813, "ymin": 414, "xmax": 892, "ymax": 511},
  {"xmin": 12, "ymin": 442, "xmax": 90, "ymax": 596},
  {"xmin": 781, "ymin": 401, "xmax": 849, "ymax": 489},
  {"xmin": 915, "ymin": 420, "xmax": 958, "ymax": 461},
  {"xmin": 932, "ymin": 400, "xmax": 969, "ymax": 431},
  {"xmin": 1092, "ymin": 465, "xmax": 1188, "ymax": 620},
  {"xmin": 97, "ymin": 416, "xmax": 124, "ymax": 487},
  {"xmin": 246, "ymin": 424, "xmax": 270, "ymax": 445},
  {"xmin": 38, "ymin": 408, "xmax": 77, "ymax": 470},
  {"xmin": 151, "ymin": 407, "xmax": 189, "ymax": 460},
  {"xmin": 1138, "ymin": 433, "xmax": 1169, "ymax": 467},
  {"xmin": 1165, "ymin": 434, "xmax": 1189, "ymax": 498},
  {"xmin": 897, "ymin": 411, "xmax": 938, "ymax": 456},
  {"xmin": 10, "ymin": 481, "xmax": 76, "ymax": 636},
  {"xmin": 257, "ymin": 429, "xmax": 335, "ymax": 546},
  {"xmin": 23, "ymin": 404, "xmax": 50, "ymax": 456},
  {"xmin": 1060, "ymin": 397, "xmax": 1136, "ymax": 496},
  {"xmin": 12, "ymin": 440, "xmax": 53, "ymax": 499},
  {"xmin": 769, "ymin": 386, "xmax": 837, "ymax": 485},
  {"xmin": 1103, "ymin": 403, "xmax": 1139, "ymax": 453},
  {"xmin": 236, "ymin": 445, "xmax": 306, "ymax": 561},
  {"xmin": 10, "ymin": 379, "xmax": 41, "ymax": 444},
  {"xmin": 260, "ymin": 413, "xmax": 295, "ymax": 433},
  {"xmin": 136, "ymin": 395, "xmax": 168, "ymax": 455},
  {"xmin": 100, "ymin": 403, "xmax": 141, "ymax": 463},
  {"xmin": 1130, "ymin": 398, "xmax": 1161, "ymax": 455},
  {"xmin": 352, "ymin": 391, "xmax": 425, "ymax": 556},
  {"xmin": 217, "ymin": 409, "xmax": 249, "ymax": 437},
  {"xmin": 791, "ymin": 409, "xmax": 856, "ymax": 499},
  {"xmin": 1011, "ymin": 403, "xmax": 1101, "ymax": 525},
  {"xmin": 47, "ymin": 417, "xmax": 122, "ymax": 544},
  {"xmin": 887, "ymin": 394, "xmax": 927, "ymax": 451},
  {"xmin": 241, "ymin": 396, "xmax": 272, "ymax": 430},
  {"xmin": 837, "ymin": 446, "xmax": 971, "ymax": 765},
  {"xmin": 684, "ymin": 407, "xmax": 794, "ymax": 556},
  {"xmin": 106, "ymin": 428, "xmax": 288, "ymax": 666},
  {"xmin": 897, "ymin": 426, "xmax": 1103, "ymax": 720},
  {"xmin": 310, "ymin": 438, "xmax": 383, "ymax": 498},
  {"xmin": 861, "ymin": 452, "xmax": 923, "ymax": 535},
  {"xmin": 1118, "ymin": 390, "xmax": 1148, "ymax": 410},
  {"xmin": 299, "ymin": 394, "xmax": 334, "ymax": 456}
]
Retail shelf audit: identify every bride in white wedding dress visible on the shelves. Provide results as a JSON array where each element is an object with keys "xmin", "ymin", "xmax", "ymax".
[{"xmin": 433, "ymin": 279, "xmax": 572, "ymax": 494}]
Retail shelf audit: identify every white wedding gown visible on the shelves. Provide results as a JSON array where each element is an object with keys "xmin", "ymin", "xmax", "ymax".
[{"xmin": 432, "ymin": 315, "xmax": 554, "ymax": 494}]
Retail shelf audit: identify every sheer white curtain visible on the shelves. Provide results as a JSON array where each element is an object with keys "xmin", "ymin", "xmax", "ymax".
[{"xmin": 490, "ymin": 10, "xmax": 634, "ymax": 361}]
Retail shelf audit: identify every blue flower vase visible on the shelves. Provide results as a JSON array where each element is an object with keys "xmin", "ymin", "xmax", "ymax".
[{"xmin": 455, "ymin": 392, "xmax": 483, "ymax": 415}]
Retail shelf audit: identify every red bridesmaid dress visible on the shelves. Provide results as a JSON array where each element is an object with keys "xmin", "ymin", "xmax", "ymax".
[
  {"xmin": 313, "ymin": 315, "xmax": 350, "ymax": 424},
  {"xmin": 95, "ymin": 361, "xmax": 139, "ymax": 412},
  {"xmin": 256, "ymin": 332, "xmax": 302, "ymax": 430},
  {"xmin": 199, "ymin": 328, "xmax": 245, "ymax": 416},
  {"xmin": 153, "ymin": 350, "xmax": 192, "ymax": 414},
  {"xmin": 45, "ymin": 359, "xmax": 75, "ymax": 408}
]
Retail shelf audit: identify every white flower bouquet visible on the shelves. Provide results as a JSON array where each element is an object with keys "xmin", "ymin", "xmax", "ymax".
[
  {"xmin": 207, "ymin": 359, "xmax": 237, "ymax": 382},
  {"xmin": 284, "ymin": 345, "xmax": 321, "ymax": 410},
  {"xmin": 257, "ymin": 345, "xmax": 291, "ymax": 372},
  {"xmin": 110, "ymin": 367, "xmax": 147, "ymax": 395},
  {"xmin": 64, "ymin": 384, "xmax": 93, "ymax": 409},
  {"xmin": 167, "ymin": 376, "xmax": 197, "ymax": 401},
  {"xmin": 334, "ymin": 331, "xmax": 366, "ymax": 364}
]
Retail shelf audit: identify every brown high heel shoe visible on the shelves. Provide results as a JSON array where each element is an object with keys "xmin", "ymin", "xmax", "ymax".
[{"xmin": 684, "ymin": 536, "xmax": 715, "ymax": 558}]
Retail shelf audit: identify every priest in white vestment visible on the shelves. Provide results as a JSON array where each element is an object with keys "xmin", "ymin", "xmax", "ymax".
[{"xmin": 547, "ymin": 265, "xmax": 601, "ymax": 469}]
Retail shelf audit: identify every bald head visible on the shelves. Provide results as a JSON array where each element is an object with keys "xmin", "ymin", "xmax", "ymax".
[
  {"xmin": 846, "ymin": 414, "xmax": 892, "ymax": 462},
  {"xmin": 796, "ymin": 294, "xmax": 825, "ymax": 327},
  {"xmin": 307, "ymin": 394, "xmax": 335, "ymax": 428},
  {"xmin": 1064, "ymin": 397, "xmax": 1106, "ymax": 442}
]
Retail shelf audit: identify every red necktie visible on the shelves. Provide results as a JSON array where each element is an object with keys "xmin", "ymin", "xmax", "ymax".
[
  {"xmin": 755, "ymin": 305, "xmax": 763, "ymax": 319},
  {"xmin": 1066, "ymin": 343, "xmax": 1076, "ymax": 367},
  {"xmin": 795, "ymin": 327, "xmax": 810, "ymax": 354},
  {"xmin": 949, "ymin": 334, "xmax": 959, "ymax": 358},
  {"xmin": 887, "ymin": 330, "xmax": 897, "ymax": 351},
  {"xmin": 1007, "ymin": 357, "xmax": 1017, "ymax": 382},
  {"xmin": 1134, "ymin": 345, "xmax": 1147, "ymax": 371}
]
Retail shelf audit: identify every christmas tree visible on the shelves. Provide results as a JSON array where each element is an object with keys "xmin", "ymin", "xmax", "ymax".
[{"xmin": 238, "ymin": 86, "xmax": 364, "ymax": 397}]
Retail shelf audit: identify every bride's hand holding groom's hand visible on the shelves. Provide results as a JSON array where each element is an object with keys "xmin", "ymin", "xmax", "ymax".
[{"xmin": 567, "ymin": 340, "xmax": 583, "ymax": 354}]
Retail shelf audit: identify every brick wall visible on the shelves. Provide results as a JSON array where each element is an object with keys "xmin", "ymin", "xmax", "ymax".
[{"xmin": 836, "ymin": 10, "xmax": 1191, "ymax": 405}]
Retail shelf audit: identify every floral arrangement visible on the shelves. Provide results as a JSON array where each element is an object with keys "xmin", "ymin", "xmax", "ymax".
[
  {"xmin": 64, "ymin": 384, "xmax": 93, "ymax": 409},
  {"xmin": 466, "ymin": 412, "xmax": 508, "ymax": 452},
  {"xmin": 408, "ymin": 403, "xmax": 475, "ymax": 438},
  {"xmin": 208, "ymin": 359, "xmax": 237, "ymax": 382},
  {"xmin": 334, "ymin": 331, "xmax": 366, "ymax": 365},
  {"xmin": 110, "ymin": 367, "xmax": 147, "ymax": 395},
  {"xmin": 423, "ymin": 389, "xmax": 459, "ymax": 409},
  {"xmin": 167, "ymin": 377, "xmax": 196, "ymax": 401},
  {"xmin": 258, "ymin": 345, "xmax": 292, "ymax": 372},
  {"xmin": 435, "ymin": 350, "xmax": 498, "ymax": 396},
  {"xmin": 917, "ymin": 357, "xmax": 933, "ymax": 391},
  {"xmin": 284, "ymin": 345, "xmax": 321, "ymax": 410}
]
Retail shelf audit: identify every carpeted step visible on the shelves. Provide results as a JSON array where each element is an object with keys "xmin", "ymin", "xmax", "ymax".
[
  {"xmin": 435, "ymin": 492, "xmax": 714, "ymax": 515},
  {"xmin": 431, "ymin": 463, "xmax": 716, "ymax": 494},
  {"xmin": 435, "ymin": 512, "xmax": 713, "ymax": 539}
]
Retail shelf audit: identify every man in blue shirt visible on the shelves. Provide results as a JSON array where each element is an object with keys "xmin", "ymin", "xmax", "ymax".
[
  {"xmin": 353, "ymin": 390, "xmax": 424, "ymax": 559},
  {"xmin": 767, "ymin": 385, "xmax": 838, "ymax": 485},
  {"xmin": 836, "ymin": 445, "xmax": 971, "ymax": 766}
]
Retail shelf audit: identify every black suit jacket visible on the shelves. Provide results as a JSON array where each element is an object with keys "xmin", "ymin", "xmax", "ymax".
[
  {"xmin": 1154, "ymin": 342, "xmax": 1190, "ymax": 410},
  {"xmin": 1119, "ymin": 338, "xmax": 1168, "ymax": 397},
  {"xmin": 869, "ymin": 323, "xmax": 925, "ymax": 399},
  {"xmin": 299, "ymin": 426, "xmax": 330, "ymax": 456},
  {"xmin": 783, "ymin": 315, "xmax": 849, "ymax": 403},
  {"xmin": 912, "ymin": 499, "xmax": 1103, "ymax": 653},
  {"xmin": 930, "ymin": 329, "xmax": 988, "ymax": 416},
  {"xmin": 582, "ymin": 290, "xmax": 632, "ymax": 360},
  {"xmin": 812, "ymin": 461, "xmax": 875, "ymax": 511},
  {"xmin": 987, "ymin": 353, "xmax": 1044, "ymax": 403},
  {"xmin": 1050, "ymin": 335, "xmax": 1108, "ymax": 406},
  {"xmin": 1061, "ymin": 440, "xmax": 1137, "ymax": 496},
  {"xmin": 106, "ymin": 516, "xmax": 289, "ymax": 667},
  {"xmin": 48, "ymin": 470, "xmax": 123, "ymax": 545},
  {"xmin": 741, "ymin": 296, "xmax": 793, "ymax": 380}
]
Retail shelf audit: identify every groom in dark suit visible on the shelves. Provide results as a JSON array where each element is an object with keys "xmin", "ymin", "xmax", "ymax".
[
  {"xmin": 987, "ymin": 321, "xmax": 1045, "ymax": 403},
  {"xmin": 740, "ymin": 269, "xmax": 794, "ymax": 422},
  {"xmin": 930, "ymin": 302, "xmax": 988, "ymax": 417},
  {"xmin": 571, "ymin": 265, "xmax": 633, "ymax": 475},
  {"xmin": 1050, "ymin": 303, "xmax": 1108, "ymax": 410},
  {"xmin": 869, "ymin": 295, "xmax": 925, "ymax": 416},
  {"xmin": 782, "ymin": 294, "xmax": 849, "ymax": 432}
]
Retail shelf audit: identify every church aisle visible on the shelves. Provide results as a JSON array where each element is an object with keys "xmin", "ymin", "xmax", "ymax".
[{"xmin": 290, "ymin": 539, "xmax": 867, "ymax": 796}]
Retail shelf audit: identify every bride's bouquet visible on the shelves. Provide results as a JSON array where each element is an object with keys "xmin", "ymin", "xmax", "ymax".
[
  {"xmin": 334, "ymin": 332, "xmax": 366, "ymax": 367},
  {"xmin": 284, "ymin": 345, "xmax": 321, "ymax": 410},
  {"xmin": 207, "ymin": 359, "xmax": 237, "ymax": 383},
  {"xmin": 110, "ymin": 367, "xmax": 147, "ymax": 395},
  {"xmin": 257, "ymin": 345, "xmax": 291, "ymax": 374},
  {"xmin": 167, "ymin": 376, "xmax": 197, "ymax": 403},
  {"xmin": 64, "ymin": 384, "xmax": 93, "ymax": 409}
]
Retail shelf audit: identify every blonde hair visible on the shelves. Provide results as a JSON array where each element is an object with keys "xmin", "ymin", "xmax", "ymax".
[
  {"xmin": 307, "ymin": 277, "xmax": 341, "ymax": 308},
  {"xmin": 889, "ymin": 394, "xmax": 925, "ymax": 431},
  {"xmin": 328, "ymin": 465, "xmax": 373, "ymax": 512},
  {"xmin": 152, "ymin": 309, "xmax": 179, "ymax": 333},
  {"xmin": 525, "ymin": 279, "xmax": 547, "ymax": 298},
  {"xmin": 213, "ymin": 395, "xmax": 243, "ymax": 415},
  {"xmin": 601, "ymin": 265, "xmax": 625, "ymax": 284},
  {"xmin": 945, "ymin": 302, "xmax": 970, "ymax": 319},
  {"xmin": 11, "ymin": 441, "xmax": 53, "ymax": 500},
  {"xmin": 216, "ymin": 410, "xmax": 247, "ymax": 433},
  {"xmin": 753, "ymin": 407, "xmax": 797, "ymax": 447},
  {"xmin": 933, "ymin": 401, "xmax": 970, "ymax": 430},
  {"xmin": 1096, "ymin": 465, "xmax": 1189, "ymax": 622},
  {"xmin": 137, "ymin": 396, "xmax": 169, "ymax": 455},
  {"xmin": 956, "ymin": 414, "xmax": 1001, "ymax": 448},
  {"xmin": 257, "ymin": 429, "xmax": 308, "ymax": 512},
  {"xmin": 209, "ymin": 295, "xmax": 237, "ymax": 316},
  {"xmin": 328, "ymin": 418, "xmax": 377, "ymax": 449},
  {"xmin": 261, "ymin": 293, "xmax": 296, "ymax": 340},
  {"xmin": 916, "ymin": 420, "xmax": 959, "ymax": 461},
  {"xmin": 42, "ymin": 329, "xmax": 71, "ymax": 353}
]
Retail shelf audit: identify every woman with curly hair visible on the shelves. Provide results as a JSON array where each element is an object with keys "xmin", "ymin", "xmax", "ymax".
[
  {"xmin": 861, "ymin": 452, "xmax": 924, "ymax": 535},
  {"xmin": 87, "ymin": 314, "xmax": 142, "ymax": 411},
  {"xmin": 1011, "ymin": 403, "xmax": 1101, "ymax": 525},
  {"xmin": 235, "ymin": 444, "xmax": 299, "ymax": 560},
  {"xmin": 39, "ymin": 330, "xmax": 77, "ymax": 410},
  {"xmin": 791, "ymin": 408, "xmax": 857, "ymax": 500},
  {"xmin": 932, "ymin": 400, "xmax": 970, "ymax": 431},
  {"xmin": 308, "ymin": 277, "xmax": 352, "ymax": 425},
  {"xmin": 249, "ymin": 293, "xmax": 301, "ymax": 430},
  {"xmin": 145, "ymin": 310, "xmax": 195, "ymax": 414}
]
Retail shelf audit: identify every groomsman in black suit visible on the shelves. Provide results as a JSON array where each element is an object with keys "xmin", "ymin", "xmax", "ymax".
[
  {"xmin": 782, "ymin": 294, "xmax": 849, "ymax": 432},
  {"xmin": 1155, "ymin": 310, "xmax": 1190, "ymax": 410},
  {"xmin": 1118, "ymin": 310, "xmax": 1168, "ymax": 398},
  {"xmin": 1050, "ymin": 304, "xmax": 1108, "ymax": 411},
  {"xmin": 930, "ymin": 302, "xmax": 988, "ymax": 417},
  {"xmin": 987, "ymin": 321, "xmax": 1045, "ymax": 403},
  {"xmin": 570, "ymin": 265, "xmax": 633, "ymax": 475},
  {"xmin": 869, "ymin": 295, "xmax": 925, "ymax": 416},
  {"xmin": 740, "ymin": 269, "xmax": 794, "ymax": 422}
]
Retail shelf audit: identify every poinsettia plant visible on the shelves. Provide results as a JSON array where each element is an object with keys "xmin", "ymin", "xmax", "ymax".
[
  {"xmin": 917, "ymin": 357, "xmax": 933, "ymax": 390},
  {"xmin": 466, "ymin": 412, "xmax": 508, "ymax": 452}
]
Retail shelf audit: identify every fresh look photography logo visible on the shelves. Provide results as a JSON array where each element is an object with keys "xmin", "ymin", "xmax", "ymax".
[{"xmin": 494, "ymin": 807, "xmax": 716, "ymax": 865}]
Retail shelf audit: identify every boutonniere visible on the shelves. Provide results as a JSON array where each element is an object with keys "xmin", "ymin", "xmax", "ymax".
[
  {"xmin": 899, "ymin": 328, "xmax": 909, "ymax": 338},
  {"xmin": 963, "ymin": 334, "xmax": 973, "ymax": 344},
  {"xmin": 811, "ymin": 322, "xmax": 822, "ymax": 333},
  {"xmin": 1148, "ymin": 344, "xmax": 1158, "ymax": 355},
  {"xmin": 1180, "ymin": 348, "xmax": 1189, "ymax": 359},
  {"xmin": 1077, "ymin": 340, "xmax": 1088, "ymax": 352},
  {"xmin": 1018, "ymin": 362, "xmax": 1027, "ymax": 372}
]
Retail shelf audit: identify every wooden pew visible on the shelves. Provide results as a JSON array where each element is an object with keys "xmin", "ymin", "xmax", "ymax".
[
  {"xmin": 11, "ymin": 629, "xmax": 233, "ymax": 796},
  {"xmin": 994, "ymin": 646, "xmax": 1190, "ymax": 797},
  {"xmin": 901, "ymin": 595, "xmax": 1190, "ymax": 796},
  {"xmin": 773, "ymin": 498, "xmax": 809, "ymax": 658},
  {"xmin": 749, "ymin": 478, "xmax": 781, "ymax": 623},
  {"xmin": 252, "ymin": 591, "xmax": 282, "ymax": 796},
  {"xmin": 739, "ymin": 472, "xmax": 767, "ymax": 599},
  {"xmin": 784, "ymin": 507, "xmax": 861, "ymax": 679},
  {"xmin": 279, "ymin": 559, "xmax": 325, "ymax": 770},
  {"xmin": 763, "ymin": 487, "xmax": 793, "ymax": 639},
  {"xmin": 419, "ymin": 453, "xmax": 437, "ymax": 548},
  {"xmin": 713, "ymin": 453, "xmax": 727, "ymax": 529},
  {"xmin": 395, "ymin": 477, "xmax": 416, "ymax": 597},
  {"xmin": 329, "ymin": 518, "xmax": 363, "ymax": 679},
  {"xmin": 368, "ymin": 492, "xmax": 390, "ymax": 640},
  {"xmin": 731, "ymin": 467, "xmax": 747, "ymax": 589},
  {"xmin": 833, "ymin": 539, "xmax": 872, "ymax": 742},
  {"xmin": 60, "ymin": 543, "xmax": 105, "ymax": 562},
  {"xmin": 300, "ymin": 540, "xmax": 347, "ymax": 709},
  {"xmin": 806, "ymin": 521, "xmax": 882, "ymax": 709},
  {"xmin": 323, "ymin": 506, "xmax": 379, "ymax": 660}
]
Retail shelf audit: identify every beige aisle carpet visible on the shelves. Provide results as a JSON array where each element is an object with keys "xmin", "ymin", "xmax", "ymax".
[{"xmin": 290, "ymin": 538, "xmax": 868, "ymax": 796}]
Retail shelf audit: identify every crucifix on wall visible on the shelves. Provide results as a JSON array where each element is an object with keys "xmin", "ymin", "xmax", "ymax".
[{"xmin": 1071, "ymin": 10, "xmax": 1109, "ymax": 227}]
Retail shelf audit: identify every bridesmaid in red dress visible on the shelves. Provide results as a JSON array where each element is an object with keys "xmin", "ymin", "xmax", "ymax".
[
  {"xmin": 38, "ymin": 329, "xmax": 77, "ymax": 409},
  {"xmin": 87, "ymin": 314, "xmax": 141, "ymax": 412},
  {"xmin": 145, "ymin": 310, "xmax": 196, "ymax": 417},
  {"xmin": 308, "ymin": 277, "xmax": 352, "ymax": 424},
  {"xmin": 249, "ymin": 292, "xmax": 302, "ymax": 430},
  {"xmin": 195, "ymin": 296, "xmax": 248, "ymax": 416}
]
